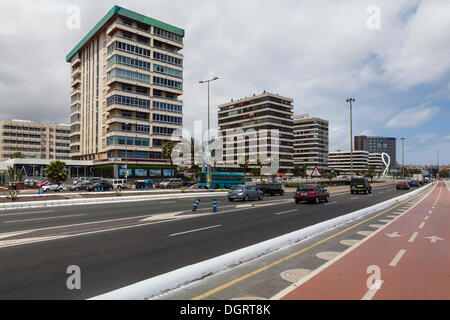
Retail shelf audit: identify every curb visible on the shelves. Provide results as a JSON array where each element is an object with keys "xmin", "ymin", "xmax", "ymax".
[
  {"xmin": 0, "ymin": 192, "xmax": 227, "ymax": 211},
  {"xmin": 90, "ymin": 183, "xmax": 433, "ymax": 300}
]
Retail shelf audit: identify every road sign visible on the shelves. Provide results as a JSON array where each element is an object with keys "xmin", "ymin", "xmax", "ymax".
[{"xmin": 310, "ymin": 166, "xmax": 322, "ymax": 178}]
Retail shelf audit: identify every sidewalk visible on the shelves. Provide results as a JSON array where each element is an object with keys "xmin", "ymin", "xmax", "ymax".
[{"xmin": 280, "ymin": 181, "xmax": 450, "ymax": 300}]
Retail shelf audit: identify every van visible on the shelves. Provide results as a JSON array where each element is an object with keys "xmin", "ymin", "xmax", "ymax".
[
  {"xmin": 111, "ymin": 179, "xmax": 128, "ymax": 190},
  {"xmin": 159, "ymin": 178, "xmax": 182, "ymax": 189},
  {"xmin": 350, "ymin": 177, "xmax": 372, "ymax": 194}
]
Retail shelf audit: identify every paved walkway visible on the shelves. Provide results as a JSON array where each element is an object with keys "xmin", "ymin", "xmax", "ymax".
[{"xmin": 280, "ymin": 181, "xmax": 450, "ymax": 300}]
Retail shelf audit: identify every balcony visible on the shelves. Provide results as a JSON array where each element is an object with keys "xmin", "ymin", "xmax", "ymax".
[{"xmin": 106, "ymin": 115, "xmax": 150, "ymax": 125}]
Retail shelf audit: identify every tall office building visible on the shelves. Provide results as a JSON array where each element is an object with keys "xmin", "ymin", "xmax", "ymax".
[
  {"xmin": 67, "ymin": 6, "xmax": 184, "ymax": 178},
  {"xmin": 354, "ymin": 136, "xmax": 396, "ymax": 170},
  {"xmin": 217, "ymin": 91, "xmax": 294, "ymax": 175},
  {"xmin": 293, "ymin": 114, "xmax": 328, "ymax": 170},
  {"xmin": 0, "ymin": 120, "xmax": 70, "ymax": 161}
]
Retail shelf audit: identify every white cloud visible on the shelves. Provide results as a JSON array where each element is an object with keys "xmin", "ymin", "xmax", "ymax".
[{"xmin": 385, "ymin": 105, "xmax": 439, "ymax": 128}]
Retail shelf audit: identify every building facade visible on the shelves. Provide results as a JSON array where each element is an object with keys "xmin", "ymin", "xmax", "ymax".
[
  {"xmin": 328, "ymin": 150, "xmax": 369, "ymax": 175},
  {"xmin": 217, "ymin": 91, "xmax": 294, "ymax": 175},
  {"xmin": 67, "ymin": 6, "xmax": 184, "ymax": 178},
  {"xmin": 354, "ymin": 135, "xmax": 396, "ymax": 170},
  {"xmin": 0, "ymin": 120, "xmax": 70, "ymax": 161},
  {"xmin": 293, "ymin": 114, "xmax": 328, "ymax": 171}
]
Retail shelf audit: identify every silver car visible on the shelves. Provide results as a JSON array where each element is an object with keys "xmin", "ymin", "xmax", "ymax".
[{"xmin": 228, "ymin": 185, "xmax": 264, "ymax": 202}]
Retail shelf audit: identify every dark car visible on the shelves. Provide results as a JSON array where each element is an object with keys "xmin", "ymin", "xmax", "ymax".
[
  {"xmin": 87, "ymin": 180, "xmax": 114, "ymax": 192},
  {"xmin": 295, "ymin": 185, "xmax": 329, "ymax": 204},
  {"xmin": 396, "ymin": 181, "xmax": 410, "ymax": 190},
  {"xmin": 69, "ymin": 181, "xmax": 94, "ymax": 192},
  {"xmin": 228, "ymin": 185, "xmax": 264, "ymax": 202},
  {"xmin": 409, "ymin": 180, "xmax": 420, "ymax": 187},
  {"xmin": 256, "ymin": 183, "xmax": 285, "ymax": 196},
  {"xmin": 350, "ymin": 177, "xmax": 372, "ymax": 194}
]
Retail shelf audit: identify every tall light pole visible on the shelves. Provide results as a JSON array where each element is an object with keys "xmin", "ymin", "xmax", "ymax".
[
  {"xmin": 346, "ymin": 98, "xmax": 355, "ymax": 178},
  {"xmin": 401, "ymin": 137, "xmax": 405, "ymax": 178},
  {"xmin": 199, "ymin": 76, "xmax": 219, "ymax": 172}
]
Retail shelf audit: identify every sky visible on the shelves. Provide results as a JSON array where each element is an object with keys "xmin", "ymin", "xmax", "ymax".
[{"xmin": 0, "ymin": 0, "xmax": 449, "ymax": 166}]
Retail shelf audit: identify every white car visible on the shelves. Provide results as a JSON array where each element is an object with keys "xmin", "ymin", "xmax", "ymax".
[{"xmin": 41, "ymin": 183, "xmax": 63, "ymax": 193}]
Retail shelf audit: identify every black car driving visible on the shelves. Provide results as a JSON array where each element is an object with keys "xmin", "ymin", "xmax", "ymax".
[{"xmin": 350, "ymin": 177, "xmax": 372, "ymax": 194}]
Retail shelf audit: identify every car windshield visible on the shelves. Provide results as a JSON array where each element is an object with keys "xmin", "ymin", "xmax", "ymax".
[
  {"xmin": 230, "ymin": 185, "xmax": 243, "ymax": 191},
  {"xmin": 298, "ymin": 186, "xmax": 314, "ymax": 191}
]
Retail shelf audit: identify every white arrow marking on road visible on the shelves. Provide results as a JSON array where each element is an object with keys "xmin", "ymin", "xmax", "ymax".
[
  {"xmin": 425, "ymin": 236, "xmax": 444, "ymax": 243},
  {"xmin": 385, "ymin": 232, "xmax": 402, "ymax": 238}
]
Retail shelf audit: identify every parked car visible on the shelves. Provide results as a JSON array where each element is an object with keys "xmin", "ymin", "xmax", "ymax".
[
  {"xmin": 41, "ymin": 183, "xmax": 63, "ymax": 193},
  {"xmin": 69, "ymin": 181, "xmax": 94, "ymax": 192},
  {"xmin": 159, "ymin": 178, "xmax": 183, "ymax": 189},
  {"xmin": 228, "ymin": 185, "xmax": 264, "ymax": 202},
  {"xmin": 256, "ymin": 182, "xmax": 285, "ymax": 196},
  {"xmin": 295, "ymin": 184, "xmax": 329, "ymax": 204},
  {"xmin": 409, "ymin": 180, "xmax": 420, "ymax": 187},
  {"xmin": 73, "ymin": 177, "xmax": 89, "ymax": 185},
  {"xmin": 89, "ymin": 177, "xmax": 101, "ymax": 183},
  {"xmin": 110, "ymin": 179, "xmax": 128, "ymax": 190},
  {"xmin": 86, "ymin": 180, "xmax": 114, "ymax": 192},
  {"xmin": 350, "ymin": 177, "xmax": 372, "ymax": 194},
  {"xmin": 396, "ymin": 181, "xmax": 410, "ymax": 190},
  {"xmin": 36, "ymin": 180, "xmax": 49, "ymax": 189},
  {"xmin": 155, "ymin": 178, "xmax": 169, "ymax": 188}
]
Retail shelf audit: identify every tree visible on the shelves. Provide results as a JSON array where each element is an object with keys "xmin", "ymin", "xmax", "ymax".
[
  {"xmin": 293, "ymin": 165, "xmax": 302, "ymax": 177},
  {"xmin": 439, "ymin": 169, "xmax": 449, "ymax": 179},
  {"xmin": 6, "ymin": 166, "xmax": 22, "ymax": 182},
  {"xmin": 45, "ymin": 161, "xmax": 68, "ymax": 183},
  {"xmin": 162, "ymin": 140, "xmax": 177, "ymax": 167},
  {"xmin": 365, "ymin": 166, "xmax": 376, "ymax": 182},
  {"xmin": 239, "ymin": 155, "xmax": 250, "ymax": 176},
  {"xmin": 325, "ymin": 172, "xmax": 334, "ymax": 184},
  {"xmin": 9, "ymin": 152, "xmax": 24, "ymax": 159}
]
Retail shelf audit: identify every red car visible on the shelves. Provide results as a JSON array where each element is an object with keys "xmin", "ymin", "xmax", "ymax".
[
  {"xmin": 35, "ymin": 180, "xmax": 49, "ymax": 188},
  {"xmin": 396, "ymin": 181, "xmax": 410, "ymax": 190},
  {"xmin": 295, "ymin": 184, "xmax": 329, "ymax": 204}
]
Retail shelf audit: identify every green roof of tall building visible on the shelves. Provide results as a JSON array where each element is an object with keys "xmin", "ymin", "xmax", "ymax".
[{"xmin": 66, "ymin": 5, "xmax": 184, "ymax": 62}]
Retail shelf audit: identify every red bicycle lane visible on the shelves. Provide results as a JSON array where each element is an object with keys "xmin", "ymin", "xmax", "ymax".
[{"xmin": 280, "ymin": 182, "xmax": 450, "ymax": 300}]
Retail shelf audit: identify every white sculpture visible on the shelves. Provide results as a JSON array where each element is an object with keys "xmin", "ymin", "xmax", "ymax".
[{"xmin": 381, "ymin": 152, "xmax": 391, "ymax": 177}]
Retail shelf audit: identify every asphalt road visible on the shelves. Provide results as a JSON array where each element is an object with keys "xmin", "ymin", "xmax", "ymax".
[{"xmin": 0, "ymin": 184, "xmax": 418, "ymax": 299}]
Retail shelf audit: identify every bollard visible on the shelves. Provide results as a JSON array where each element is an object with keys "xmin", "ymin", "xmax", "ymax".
[
  {"xmin": 102, "ymin": 185, "xmax": 104, "ymax": 192},
  {"xmin": 146, "ymin": 184, "xmax": 149, "ymax": 191},
  {"xmin": 141, "ymin": 185, "xmax": 144, "ymax": 191},
  {"xmin": 97, "ymin": 186, "xmax": 100, "ymax": 192},
  {"xmin": 293, "ymin": 191, "xmax": 296, "ymax": 199},
  {"xmin": 38, "ymin": 187, "xmax": 41, "ymax": 195},
  {"xmin": 213, "ymin": 198, "xmax": 218, "ymax": 213},
  {"xmin": 192, "ymin": 198, "xmax": 201, "ymax": 212}
]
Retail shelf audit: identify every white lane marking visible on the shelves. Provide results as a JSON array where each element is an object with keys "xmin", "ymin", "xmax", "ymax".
[
  {"xmin": 160, "ymin": 201, "xmax": 176, "ymax": 204},
  {"xmin": 0, "ymin": 230, "xmax": 32, "ymax": 240},
  {"xmin": 379, "ymin": 219, "xmax": 391, "ymax": 223},
  {"xmin": 418, "ymin": 222, "xmax": 426, "ymax": 229},
  {"xmin": 169, "ymin": 225, "xmax": 222, "ymax": 237},
  {"xmin": 428, "ymin": 210, "xmax": 433, "ymax": 214},
  {"xmin": 361, "ymin": 280, "xmax": 384, "ymax": 300},
  {"xmin": 389, "ymin": 249, "xmax": 406, "ymax": 267},
  {"xmin": 424, "ymin": 216, "xmax": 429, "ymax": 221},
  {"xmin": 340, "ymin": 239, "xmax": 360, "ymax": 246},
  {"xmin": 370, "ymin": 224, "xmax": 384, "ymax": 229},
  {"xmin": 275, "ymin": 209, "xmax": 298, "ymax": 215},
  {"xmin": 316, "ymin": 251, "xmax": 341, "ymax": 261},
  {"xmin": 408, "ymin": 232, "xmax": 419, "ymax": 243},
  {"xmin": 324, "ymin": 201, "xmax": 338, "ymax": 206},
  {"xmin": 0, "ymin": 210, "xmax": 55, "ymax": 217},
  {"xmin": 4, "ymin": 214, "xmax": 87, "ymax": 224},
  {"xmin": 357, "ymin": 231, "xmax": 373, "ymax": 236},
  {"xmin": 351, "ymin": 197, "xmax": 359, "ymax": 200}
]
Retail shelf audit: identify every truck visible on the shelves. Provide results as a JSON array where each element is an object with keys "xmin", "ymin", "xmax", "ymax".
[
  {"xmin": 256, "ymin": 182, "xmax": 285, "ymax": 196},
  {"xmin": 413, "ymin": 174, "xmax": 424, "ymax": 184}
]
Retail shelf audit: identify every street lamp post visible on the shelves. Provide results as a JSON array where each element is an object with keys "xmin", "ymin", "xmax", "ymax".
[
  {"xmin": 346, "ymin": 98, "xmax": 355, "ymax": 178},
  {"xmin": 401, "ymin": 137, "xmax": 405, "ymax": 178},
  {"xmin": 199, "ymin": 77, "xmax": 219, "ymax": 172}
]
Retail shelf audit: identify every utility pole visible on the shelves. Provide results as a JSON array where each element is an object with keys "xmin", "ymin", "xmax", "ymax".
[
  {"xmin": 401, "ymin": 138, "xmax": 405, "ymax": 178},
  {"xmin": 346, "ymin": 98, "xmax": 355, "ymax": 178}
]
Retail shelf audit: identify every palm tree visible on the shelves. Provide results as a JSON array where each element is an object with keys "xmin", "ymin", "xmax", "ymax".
[
  {"xmin": 45, "ymin": 161, "xmax": 68, "ymax": 183},
  {"xmin": 9, "ymin": 152, "xmax": 24, "ymax": 159},
  {"xmin": 162, "ymin": 140, "xmax": 177, "ymax": 167}
]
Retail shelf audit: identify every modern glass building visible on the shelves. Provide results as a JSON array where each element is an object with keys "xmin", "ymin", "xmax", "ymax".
[
  {"xmin": 354, "ymin": 136, "xmax": 396, "ymax": 170},
  {"xmin": 66, "ymin": 6, "xmax": 184, "ymax": 178}
]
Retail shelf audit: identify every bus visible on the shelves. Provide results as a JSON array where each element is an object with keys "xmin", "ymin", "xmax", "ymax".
[{"xmin": 198, "ymin": 172, "xmax": 245, "ymax": 189}]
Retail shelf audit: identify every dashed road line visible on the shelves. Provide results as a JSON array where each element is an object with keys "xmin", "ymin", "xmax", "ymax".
[
  {"xmin": 275, "ymin": 210, "xmax": 298, "ymax": 216},
  {"xmin": 418, "ymin": 222, "xmax": 426, "ymax": 229},
  {"xmin": 408, "ymin": 232, "xmax": 419, "ymax": 243},
  {"xmin": 4, "ymin": 214, "xmax": 87, "ymax": 224},
  {"xmin": 389, "ymin": 249, "xmax": 406, "ymax": 267},
  {"xmin": 169, "ymin": 225, "xmax": 222, "ymax": 237}
]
